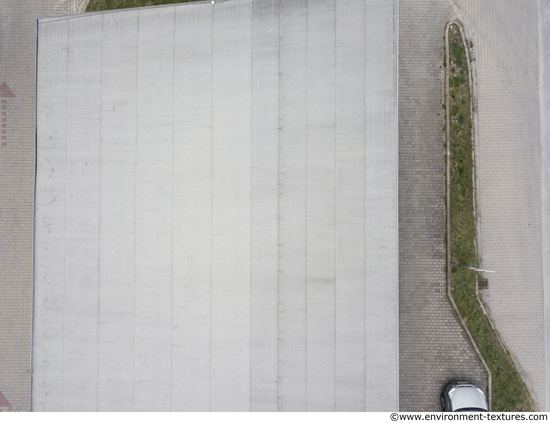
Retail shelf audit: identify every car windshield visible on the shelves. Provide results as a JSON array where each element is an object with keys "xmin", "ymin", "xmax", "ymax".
[{"xmin": 455, "ymin": 408, "xmax": 488, "ymax": 412}]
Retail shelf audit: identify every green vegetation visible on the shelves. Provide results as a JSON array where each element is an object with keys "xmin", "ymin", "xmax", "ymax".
[
  {"xmin": 87, "ymin": 0, "xmax": 201, "ymax": 12},
  {"xmin": 447, "ymin": 23, "xmax": 534, "ymax": 412}
]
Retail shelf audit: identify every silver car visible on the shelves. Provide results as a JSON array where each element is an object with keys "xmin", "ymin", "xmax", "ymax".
[{"xmin": 440, "ymin": 381, "xmax": 489, "ymax": 412}]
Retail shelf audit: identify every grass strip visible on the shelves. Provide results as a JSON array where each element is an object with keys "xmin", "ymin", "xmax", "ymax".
[
  {"xmin": 87, "ymin": 0, "xmax": 202, "ymax": 12},
  {"xmin": 447, "ymin": 23, "xmax": 534, "ymax": 412}
]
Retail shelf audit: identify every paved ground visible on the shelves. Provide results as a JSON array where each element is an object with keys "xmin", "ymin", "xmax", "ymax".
[
  {"xmin": 2, "ymin": 0, "xmax": 545, "ymax": 413},
  {"xmin": 540, "ymin": 0, "xmax": 550, "ymax": 411},
  {"xmin": 454, "ymin": 0, "xmax": 546, "ymax": 409},
  {"xmin": 0, "ymin": 0, "xmax": 76, "ymax": 412},
  {"xmin": 398, "ymin": 0, "xmax": 487, "ymax": 412}
]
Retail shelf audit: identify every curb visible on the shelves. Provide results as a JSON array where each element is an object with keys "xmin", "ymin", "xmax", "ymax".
[
  {"xmin": 77, "ymin": 0, "xmax": 91, "ymax": 13},
  {"xmin": 444, "ymin": 20, "xmax": 492, "ymax": 412},
  {"xmin": 455, "ymin": 19, "xmax": 538, "ymax": 412}
]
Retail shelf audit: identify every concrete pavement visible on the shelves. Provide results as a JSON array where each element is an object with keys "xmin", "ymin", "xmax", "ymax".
[
  {"xmin": 2, "ymin": 0, "xmax": 547, "ymax": 413},
  {"xmin": 33, "ymin": 0, "xmax": 399, "ymax": 411}
]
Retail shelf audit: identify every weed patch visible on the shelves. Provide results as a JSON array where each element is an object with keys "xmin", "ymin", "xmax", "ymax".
[
  {"xmin": 447, "ymin": 23, "xmax": 534, "ymax": 412},
  {"xmin": 87, "ymin": 0, "xmax": 201, "ymax": 12}
]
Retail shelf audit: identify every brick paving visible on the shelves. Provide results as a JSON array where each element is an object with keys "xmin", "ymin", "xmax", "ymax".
[
  {"xmin": 5, "ymin": 0, "xmax": 541, "ymax": 413},
  {"xmin": 455, "ymin": 0, "xmax": 545, "ymax": 409},
  {"xmin": 398, "ymin": 0, "xmax": 487, "ymax": 411},
  {"xmin": 0, "ymin": 0, "xmax": 72, "ymax": 412},
  {"xmin": 540, "ymin": 1, "xmax": 550, "ymax": 411}
]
